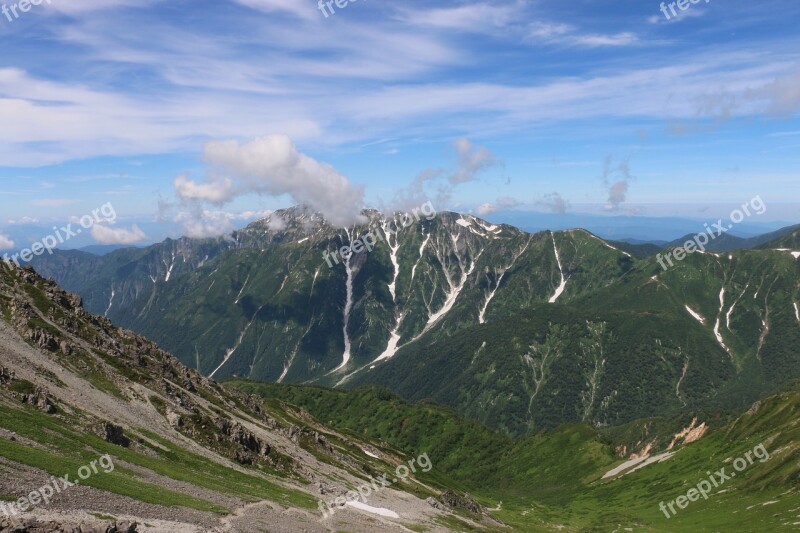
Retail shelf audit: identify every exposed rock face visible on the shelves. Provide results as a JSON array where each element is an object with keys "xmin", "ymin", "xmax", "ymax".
[
  {"xmin": 0, "ymin": 367, "xmax": 14, "ymax": 384},
  {"xmin": 0, "ymin": 368, "xmax": 57, "ymax": 414},
  {"xmin": 435, "ymin": 490, "xmax": 482, "ymax": 514},
  {"xmin": 215, "ymin": 417, "xmax": 271, "ymax": 459},
  {"xmin": 102, "ymin": 422, "xmax": 131, "ymax": 448},
  {"xmin": 667, "ymin": 417, "xmax": 708, "ymax": 450},
  {"xmin": 22, "ymin": 387, "xmax": 57, "ymax": 414}
]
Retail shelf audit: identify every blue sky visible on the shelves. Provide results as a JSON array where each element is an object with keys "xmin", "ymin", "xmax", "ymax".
[{"xmin": 1, "ymin": 0, "xmax": 799, "ymax": 247}]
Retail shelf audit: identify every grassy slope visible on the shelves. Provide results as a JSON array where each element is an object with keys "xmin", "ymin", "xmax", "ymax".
[{"xmin": 228, "ymin": 380, "xmax": 800, "ymax": 532}]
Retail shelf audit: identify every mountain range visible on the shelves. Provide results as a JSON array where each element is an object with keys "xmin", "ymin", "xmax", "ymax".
[
  {"xmin": 27, "ymin": 209, "xmax": 800, "ymax": 438},
  {"xmin": 1, "ymin": 258, "xmax": 798, "ymax": 531}
]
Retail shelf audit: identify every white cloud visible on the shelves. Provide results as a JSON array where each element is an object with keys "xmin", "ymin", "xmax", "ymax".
[
  {"xmin": 476, "ymin": 203, "xmax": 497, "ymax": 216},
  {"xmin": 476, "ymin": 196, "xmax": 520, "ymax": 216},
  {"xmin": 0, "ymin": 234, "xmax": 15, "ymax": 250},
  {"xmin": 171, "ymin": 209, "xmax": 275, "ymax": 239},
  {"xmin": 537, "ymin": 192, "xmax": 570, "ymax": 214},
  {"xmin": 601, "ymin": 157, "xmax": 635, "ymax": 212},
  {"xmin": 450, "ymin": 138, "xmax": 499, "ymax": 184},
  {"xmin": 31, "ymin": 198, "xmax": 79, "ymax": 207},
  {"xmin": 174, "ymin": 135, "xmax": 365, "ymax": 227},
  {"xmin": 232, "ymin": 0, "xmax": 316, "ymax": 21},
  {"xmin": 0, "ymin": 3, "xmax": 796, "ymax": 168},
  {"xmin": 396, "ymin": 2, "xmax": 518, "ymax": 32},
  {"xmin": 174, "ymin": 211, "xmax": 236, "ymax": 239},
  {"xmin": 527, "ymin": 22, "xmax": 638, "ymax": 47},
  {"xmin": 6, "ymin": 216, "xmax": 39, "ymax": 225},
  {"xmin": 48, "ymin": 0, "xmax": 162, "ymax": 15},
  {"xmin": 90, "ymin": 223, "xmax": 146, "ymax": 245}
]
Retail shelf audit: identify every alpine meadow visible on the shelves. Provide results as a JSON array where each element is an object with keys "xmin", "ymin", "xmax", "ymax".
[{"xmin": 1, "ymin": 1, "xmax": 799, "ymax": 532}]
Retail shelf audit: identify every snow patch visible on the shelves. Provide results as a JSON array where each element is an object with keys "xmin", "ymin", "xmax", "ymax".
[
  {"xmin": 209, "ymin": 306, "xmax": 264, "ymax": 379},
  {"xmin": 685, "ymin": 306, "xmax": 706, "ymax": 325},
  {"xmin": 602, "ymin": 456, "xmax": 649, "ymax": 479},
  {"xmin": 104, "ymin": 287, "xmax": 115, "ymax": 317},
  {"xmin": 714, "ymin": 288, "xmax": 733, "ymax": 358},
  {"xmin": 374, "ymin": 313, "xmax": 404, "ymax": 362},
  {"xmin": 726, "ymin": 283, "xmax": 749, "ymax": 330},
  {"xmin": 582, "ymin": 230, "xmax": 632, "ymax": 257},
  {"xmin": 345, "ymin": 501, "xmax": 399, "ymax": 518},
  {"xmin": 383, "ymin": 220, "xmax": 401, "ymax": 302},
  {"xmin": 479, "ymin": 239, "xmax": 530, "ymax": 323},
  {"xmin": 421, "ymin": 237, "xmax": 481, "ymax": 331},
  {"xmin": 411, "ymin": 233, "xmax": 430, "ymax": 282},
  {"xmin": 331, "ymin": 229, "xmax": 357, "ymax": 373},
  {"xmin": 164, "ymin": 253, "xmax": 177, "ymax": 282},
  {"xmin": 549, "ymin": 233, "xmax": 568, "ymax": 303},
  {"xmin": 234, "ymin": 274, "xmax": 251, "ymax": 304},
  {"xmin": 625, "ymin": 452, "xmax": 675, "ymax": 476}
]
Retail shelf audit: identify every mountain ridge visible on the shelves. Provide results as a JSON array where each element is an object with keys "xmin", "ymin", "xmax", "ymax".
[{"xmin": 27, "ymin": 208, "xmax": 800, "ymax": 437}]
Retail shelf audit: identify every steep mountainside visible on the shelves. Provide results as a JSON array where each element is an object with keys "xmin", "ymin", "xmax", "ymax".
[
  {"xmin": 0, "ymin": 261, "xmax": 496, "ymax": 532},
  {"xmin": 229, "ymin": 380, "xmax": 800, "ymax": 532},
  {"xmin": 1, "ymin": 260, "xmax": 797, "ymax": 531},
  {"xmin": 31, "ymin": 208, "xmax": 633, "ymax": 382},
  {"xmin": 351, "ymin": 242, "xmax": 800, "ymax": 434},
  {"xmin": 29, "ymin": 209, "xmax": 800, "ymax": 435}
]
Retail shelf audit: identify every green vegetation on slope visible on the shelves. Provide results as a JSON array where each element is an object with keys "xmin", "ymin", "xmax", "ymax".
[{"xmin": 228, "ymin": 379, "xmax": 800, "ymax": 532}]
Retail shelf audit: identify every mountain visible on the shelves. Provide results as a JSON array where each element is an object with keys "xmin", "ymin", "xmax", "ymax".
[
  {"xmin": 228, "ymin": 380, "xmax": 800, "ymax": 532},
  {"xmin": 2, "ymin": 259, "xmax": 798, "ymax": 532},
  {"xmin": 607, "ymin": 239, "xmax": 662, "ymax": 258},
  {"xmin": 0, "ymin": 260, "xmax": 499, "ymax": 532},
  {"xmin": 759, "ymin": 226, "xmax": 800, "ymax": 250},
  {"xmin": 666, "ymin": 224, "xmax": 800, "ymax": 253},
  {"xmin": 78, "ymin": 244, "xmax": 143, "ymax": 256},
  {"xmin": 486, "ymin": 211, "xmax": 794, "ymax": 242},
  {"xmin": 28, "ymin": 208, "xmax": 800, "ymax": 436}
]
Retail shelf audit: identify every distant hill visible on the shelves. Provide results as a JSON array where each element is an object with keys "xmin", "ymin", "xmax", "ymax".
[
  {"xmin": 78, "ymin": 244, "xmax": 142, "ymax": 256},
  {"xmin": 666, "ymin": 224, "xmax": 800, "ymax": 252},
  {"xmin": 758, "ymin": 226, "xmax": 800, "ymax": 250}
]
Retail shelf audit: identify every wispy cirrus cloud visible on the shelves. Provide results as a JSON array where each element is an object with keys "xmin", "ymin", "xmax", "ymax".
[
  {"xmin": 527, "ymin": 22, "xmax": 638, "ymax": 47},
  {"xmin": 30, "ymin": 198, "xmax": 79, "ymax": 207},
  {"xmin": 232, "ymin": 0, "xmax": 318, "ymax": 20},
  {"xmin": 395, "ymin": 2, "xmax": 520, "ymax": 32}
]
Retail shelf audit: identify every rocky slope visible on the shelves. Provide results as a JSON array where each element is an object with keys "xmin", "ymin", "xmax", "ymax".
[{"xmin": 0, "ymin": 260, "xmax": 497, "ymax": 532}]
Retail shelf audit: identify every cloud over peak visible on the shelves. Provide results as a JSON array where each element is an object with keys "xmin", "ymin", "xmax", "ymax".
[{"xmin": 173, "ymin": 135, "xmax": 366, "ymax": 228}]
